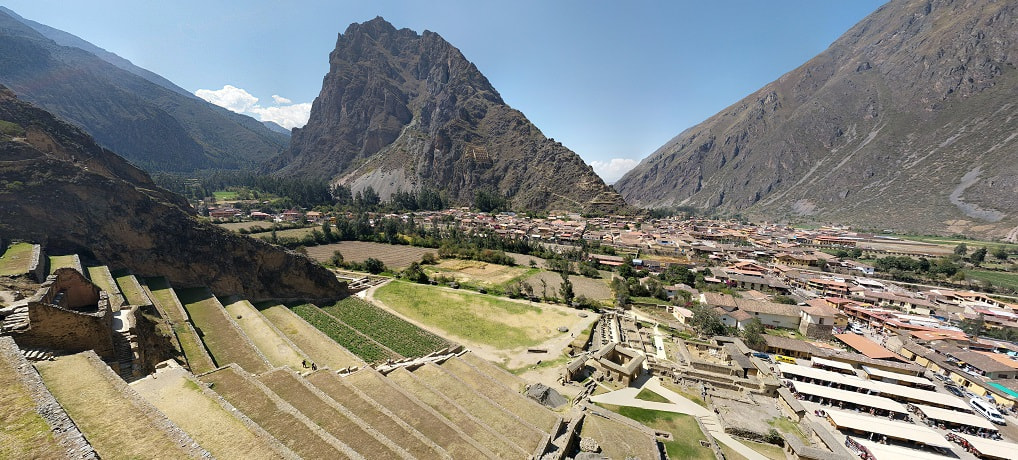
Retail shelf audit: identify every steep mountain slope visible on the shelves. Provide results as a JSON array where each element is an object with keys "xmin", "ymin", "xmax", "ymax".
[
  {"xmin": 266, "ymin": 17, "xmax": 624, "ymax": 212},
  {"xmin": 0, "ymin": 87, "xmax": 343, "ymax": 301},
  {"xmin": 0, "ymin": 8, "xmax": 287, "ymax": 173},
  {"xmin": 616, "ymin": 0, "xmax": 1018, "ymax": 239}
]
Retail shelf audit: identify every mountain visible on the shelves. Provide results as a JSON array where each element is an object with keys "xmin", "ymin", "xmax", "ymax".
[
  {"xmin": 616, "ymin": 0, "xmax": 1018, "ymax": 240},
  {"xmin": 262, "ymin": 120, "xmax": 291, "ymax": 135},
  {"xmin": 0, "ymin": 8, "xmax": 288, "ymax": 173},
  {"xmin": 0, "ymin": 87, "xmax": 343, "ymax": 301},
  {"xmin": 265, "ymin": 17, "xmax": 625, "ymax": 213}
]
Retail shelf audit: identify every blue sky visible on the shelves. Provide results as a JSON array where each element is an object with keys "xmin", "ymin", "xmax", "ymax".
[{"xmin": 3, "ymin": 0, "xmax": 886, "ymax": 182}]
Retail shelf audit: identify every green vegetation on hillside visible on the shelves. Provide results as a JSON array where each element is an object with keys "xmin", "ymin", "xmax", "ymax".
[
  {"xmin": 320, "ymin": 297, "xmax": 447, "ymax": 358},
  {"xmin": 964, "ymin": 269, "xmax": 1018, "ymax": 294},
  {"xmin": 290, "ymin": 304, "xmax": 395, "ymax": 363}
]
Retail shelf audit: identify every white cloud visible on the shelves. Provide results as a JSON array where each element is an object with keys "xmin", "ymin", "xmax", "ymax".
[
  {"xmin": 590, "ymin": 158, "xmax": 639, "ymax": 184},
  {"xmin": 195, "ymin": 85, "xmax": 311, "ymax": 130},
  {"xmin": 250, "ymin": 103, "xmax": 312, "ymax": 130},
  {"xmin": 194, "ymin": 85, "xmax": 258, "ymax": 113}
]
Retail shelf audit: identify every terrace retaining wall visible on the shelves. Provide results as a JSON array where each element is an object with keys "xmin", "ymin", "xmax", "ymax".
[{"xmin": 28, "ymin": 243, "xmax": 46, "ymax": 282}]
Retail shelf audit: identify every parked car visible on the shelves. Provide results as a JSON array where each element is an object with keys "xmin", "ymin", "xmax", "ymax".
[
  {"xmin": 752, "ymin": 352, "xmax": 771, "ymax": 362},
  {"xmin": 774, "ymin": 355, "xmax": 797, "ymax": 364},
  {"xmin": 946, "ymin": 386, "xmax": 964, "ymax": 397}
]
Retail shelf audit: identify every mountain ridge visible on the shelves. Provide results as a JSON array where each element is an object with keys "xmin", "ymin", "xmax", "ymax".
[
  {"xmin": 265, "ymin": 17, "xmax": 626, "ymax": 213},
  {"xmin": 616, "ymin": 0, "xmax": 1018, "ymax": 239}
]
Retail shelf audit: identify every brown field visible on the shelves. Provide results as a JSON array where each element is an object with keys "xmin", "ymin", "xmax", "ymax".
[
  {"xmin": 858, "ymin": 240, "xmax": 954, "ymax": 256},
  {"xmin": 579, "ymin": 412, "xmax": 660, "ymax": 460},
  {"xmin": 306, "ymin": 242, "xmax": 436, "ymax": 269},
  {"xmin": 430, "ymin": 259, "xmax": 530, "ymax": 286},
  {"xmin": 215, "ymin": 221, "xmax": 276, "ymax": 232},
  {"xmin": 224, "ymin": 299, "xmax": 306, "ymax": 370},
  {"xmin": 257, "ymin": 303, "xmax": 363, "ymax": 370},
  {"xmin": 36, "ymin": 353, "xmax": 197, "ymax": 459},
  {"xmin": 524, "ymin": 271, "xmax": 613, "ymax": 301},
  {"xmin": 506, "ymin": 252, "xmax": 547, "ymax": 268},
  {"xmin": 131, "ymin": 366, "xmax": 285, "ymax": 459}
]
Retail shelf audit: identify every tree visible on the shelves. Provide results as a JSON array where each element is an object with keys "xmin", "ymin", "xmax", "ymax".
[
  {"xmin": 960, "ymin": 314, "xmax": 985, "ymax": 338},
  {"xmin": 611, "ymin": 277, "xmax": 629, "ymax": 309},
  {"xmin": 400, "ymin": 262, "xmax": 429, "ymax": 284},
  {"xmin": 954, "ymin": 243, "xmax": 969, "ymax": 256},
  {"xmin": 420, "ymin": 252, "xmax": 438, "ymax": 265},
  {"xmin": 742, "ymin": 318, "xmax": 766, "ymax": 351},
  {"xmin": 364, "ymin": 257, "xmax": 386, "ymax": 274},
  {"xmin": 970, "ymin": 247, "xmax": 987, "ymax": 266},
  {"xmin": 992, "ymin": 247, "xmax": 1009, "ymax": 261},
  {"xmin": 689, "ymin": 304, "xmax": 727, "ymax": 338},
  {"xmin": 329, "ymin": 250, "xmax": 344, "ymax": 267},
  {"xmin": 559, "ymin": 279, "xmax": 575, "ymax": 305}
]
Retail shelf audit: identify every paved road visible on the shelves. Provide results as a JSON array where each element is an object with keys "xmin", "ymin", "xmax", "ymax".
[{"xmin": 590, "ymin": 377, "xmax": 768, "ymax": 460}]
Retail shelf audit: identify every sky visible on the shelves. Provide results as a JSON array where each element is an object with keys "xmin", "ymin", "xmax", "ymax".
[{"xmin": 3, "ymin": 0, "xmax": 887, "ymax": 183}]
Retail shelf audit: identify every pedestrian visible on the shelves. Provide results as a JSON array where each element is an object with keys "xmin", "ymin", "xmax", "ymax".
[
  {"xmin": 312, "ymin": 363, "xmax": 317, "ymax": 371},
  {"xmin": 302, "ymin": 359, "xmax": 308, "ymax": 368}
]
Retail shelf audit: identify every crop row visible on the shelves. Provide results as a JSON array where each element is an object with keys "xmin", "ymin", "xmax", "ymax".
[
  {"xmin": 321, "ymin": 298, "xmax": 448, "ymax": 358},
  {"xmin": 291, "ymin": 304, "xmax": 394, "ymax": 363}
]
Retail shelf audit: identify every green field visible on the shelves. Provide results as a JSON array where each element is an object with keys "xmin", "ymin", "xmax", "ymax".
[
  {"xmin": 320, "ymin": 296, "xmax": 447, "ymax": 358},
  {"xmin": 47, "ymin": 255, "xmax": 78, "ymax": 275},
  {"xmin": 291, "ymin": 303, "xmax": 396, "ymax": 363},
  {"xmin": 636, "ymin": 388, "xmax": 670, "ymax": 403},
  {"xmin": 596, "ymin": 404, "xmax": 713, "ymax": 460},
  {"xmin": 373, "ymin": 281, "xmax": 570, "ymax": 349},
  {"xmin": 0, "ymin": 242, "xmax": 34, "ymax": 276},
  {"xmin": 212, "ymin": 190, "xmax": 239, "ymax": 200},
  {"xmin": 964, "ymin": 269, "xmax": 1018, "ymax": 292}
]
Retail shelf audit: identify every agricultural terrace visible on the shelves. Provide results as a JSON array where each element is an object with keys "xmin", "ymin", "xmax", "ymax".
[
  {"xmin": 47, "ymin": 254, "xmax": 79, "ymax": 275},
  {"xmin": 114, "ymin": 272, "xmax": 150, "ymax": 307},
  {"xmin": 86, "ymin": 266, "xmax": 124, "ymax": 305},
  {"xmin": 0, "ymin": 342, "xmax": 65, "ymax": 459},
  {"xmin": 426, "ymin": 259, "xmax": 534, "ymax": 289},
  {"xmin": 131, "ymin": 366, "xmax": 284, "ymax": 459},
  {"xmin": 176, "ymin": 287, "xmax": 269, "ymax": 374},
  {"xmin": 224, "ymin": 299, "xmax": 306, "ymax": 370},
  {"xmin": 290, "ymin": 304, "xmax": 397, "ymax": 363},
  {"xmin": 0, "ymin": 242, "xmax": 34, "ymax": 276},
  {"xmin": 321, "ymin": 296, "xmax": 448, "ymax": 358},
  {"xmin": 372, "ymin": 281, "xmax": 573, "ymax": 350},
  {"xmin": 964, "ymin": 269, "xmax": 1018, "ymax": 292},
  {"xmin": 306, "ymin": 241, "xmax": 436, "ymax": 270},
  {"xmin": 142, "ymin": 278, "xmax": 216, "ymax": 374},
  {"xmin": 257, "ymin": 303, "xmax": 363, "ymax": 369},
  {"xmin": 594, "ymin": 404, "xmax": 713, "ymax": 460},
  {"xmin": 524, "ymin": 271, "xmax": 613, "ymax": 301}
]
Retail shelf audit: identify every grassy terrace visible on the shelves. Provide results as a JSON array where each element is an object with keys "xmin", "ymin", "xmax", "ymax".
[
  {"xmin": 200, "ymin": 367, "xmax": 353, "ymax": 459},
  {"xmin": 131, "ymin": 367, "xmax": 284, "ymax": 459},
  {"xmin": 290, "ymin": 304, "xmax": 396, "ymax": 363},
  {"xmin": 114, "ymin": 272, "xmax": 150, "ymax": 307},
  {"xmin": 177, "ymin": 287, "xmax": 269, "ymax": 374},
  {"xmin": 0, "ymin": 242, "xmax": 34, "ymax": 276},
  {"xmin": 461, "ymin": 352, "xmax": 526, "ymax": 391},
  {"xmin": 595, "ymin": 404, "xmax": 713, "ymax": 460},
  {"xmin": 374, "ymin": 281, "xmax": 565, "ymax": 349},
  {"xmin": 257, "ymin": 370, "xmax": 409, "ymax": 458},
  {"xmin": 580, "ymin": 409, "xmax": 664, "ymax": 460},
  {"xmin": 305, "ymin": 371, "xmax": 451, "ymax": 459},
  {"xmin": 346, "ymin": 369, "xmax": 518, "ymax": 458},
  {"xmin": 143, "ymin": 278, "xmax": 215, "ymax": 374},
  {"xmin": 321, "ymin": 296, "xmax": 448, "ymax": 358},
  {"xmin": 36, "ymin": 353, "xmax": 196, "ymax": 459},
  {"xmin": 86, "ymin": 266, "xmax": 121, "ymax": 299},
  {"xmin": 257, "ymin": 303, "xmax": 363, "ymax": 369},
  {"xmin": 47, "ymin": 254, "xmax": 79, "ymax": 275},
  {"xmin": 0, "ymin": 344, "xmax": 65, "ymax": 459},
  {"xmin": 224, "ymin": 299, "xmax": 306, "ymax": 370},
  {"xmin": 442, "ymin": 357, "xmax": 558, "ymax": 430}
]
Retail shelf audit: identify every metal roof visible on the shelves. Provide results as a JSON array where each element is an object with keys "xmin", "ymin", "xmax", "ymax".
[{"xmin": 825, "ymin": 409, "xmax": 950, "ymax": 448}]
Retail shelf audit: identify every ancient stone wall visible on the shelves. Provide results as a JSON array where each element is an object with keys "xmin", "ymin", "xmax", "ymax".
[
  {"xmin": 28, "ymin": 244, "xmax": 46, "ymax": 282},
  {"xmin": 18, "ymin": 300, "xmax": 115, "ymax": 359},
  {"xmin": 45, "ymin": 268, "xmax": 100, "ymax": 311}
]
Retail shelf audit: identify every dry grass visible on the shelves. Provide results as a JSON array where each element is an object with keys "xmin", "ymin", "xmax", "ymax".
[
  {"xmin": 36, "ymin": 354, "xmax": 195, "ymax": 459},
  {"xmin": 441, "ymin": 357, "xmax": 558, "ymax": 430},
  {"xmin": 142, "ymin": 278, "xmax": 216, "ymax": 375},
  {"xmin": 177, "ymin": 287, "xmax": 269, "ymax": 374},
  {"xmin": 578, "ymin": 410, "xmax": 662, "ymax": 460},
  {"xmin": 131, "ymin": 367, "xmax": 283, "ymax": 459},
  {"xmin": 257, "ymin": 303, "xmax": 363, "ymax": 370},
  {"xmin": 430, "ymin": 259, "xmax": 530, "ymax": 286},
  {"xmin": 0, "ymin": 242, "xmax": 34, "ymax": 276},
  {"xmin": 460, "ymin": 352, "xmax": 526, "ymax": 391},
  {"xmin": 46, "ymin": 255, "xmax": 78, "ymax": 275},
  {"xmin": 0, "ymin": 347, "xmax": 65, "ymax": 459},
  {"xmin": 524, "ymin": 271, "xmax": 613, "ymax": 301},
  {"xmin": 224, "ymin": 299, "xmax": 306, "ymax": 370},
  {"xmin": 305, "ymin": 242, "xmax": 436, "ymax": 270}
]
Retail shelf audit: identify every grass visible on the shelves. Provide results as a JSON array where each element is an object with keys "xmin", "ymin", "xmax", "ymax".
[
  {"xmin": 964, "ymin": 269, "xmax": 1018, "ymax": 292},
  {"xmin": 36, "ymin": 353, "xmax": 195, "ymax": 458},
  {"xmin": 212, "ymin": 190, "xmax": 239, "ymax": 200},
  {"xmin": 291, "ymin": 303, "xmax": 396, "ymax": 363},
  {"xmin": 0, "ymin": 347, "xmax": 64, "ymax": 459},
  {"xmin": 114, "ymin": 273, "xmax": 150, "ymax": 307},
  {"xmin": 719, "ymin": 442, "xmax": 748, "ymax": 460},
  {"xmin": 0, "ymin": 242, "xmax": 34, "ymax": 276},
  {"xmin": 257, "ymin": 303, "xmax": 363, "ymax": 369},
  {"xmin": 742, "ymin": 439, "xmax": 787, "ymax": 460},
  {"xmin": 596, "ymin": 404, "xmax": 713, "ymax": 460},
  {"xmin": 142, "ymin": 278, "xmax": 216, "ymax": 374},
  {"xmin": 320, "ymin": 296, "xmax": 448, "ymax": 358},
  {"xmin": 224, "ymin": 299, "xmax": 306, "ymax": 370},
  {"xmin": 660, "ymin": 381, "xmax": 708, "ymax": 408},
  {"xmin": 374, "ymin": 280, "xmax": 568, "ymax": 349},
  {"xmin": 47, "ymin": 254, "xmax": 78, "ymax": 274},
  {"xmin": 636, "ymin": 388, "xmax": 671, "ymax": 403},
  {"xmin": 177, "ymin": 287, "xmax": 269, "ymax": 374},
  {"xmin": 767, "ymin": 416, "xmax": 808, "ymax": 442}
]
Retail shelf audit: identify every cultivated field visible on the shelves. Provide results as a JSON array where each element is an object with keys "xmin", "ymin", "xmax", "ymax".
[
  {"xmin": 506, "ymin": 251, "xmax": 547, "ymax": 268},
  {"xmin": 964, "ymin": 269, "xmax": 1018, "ymax": 292},
  {"xmin": 321, "ymin": 296, "xmax": 448, "ymax": 358},
  {"xmin": 428, "ymin": 259, "xmax": 533, "ymax": 287},
  {"xmin": 131, "ymin": 366, "xmax": 285, "ymax": 459},
  {"xmin": 290, "ymin": 304, "xmax": 397, "ymax": 363},
  {"xmin": 224, "ymin": 299, "xmax": 306, "ymax": 370},
  {"xmin": 372, "ymin": 281, "xmax": 573, "ymax": 349},
  {"xmin": 257, "ymin": 303, "xmax": 363, "ymax": 370},
  {"xmin": 35, "ymin": 353, "xmax": 198, "ymax": 459},
  {"xmin": 199, "ymin": 367, "xmax": 353, "ymax": 459},
  {"xmin": 0, "ymin": 343, "xmax": 65, "ymax": 459},
  {"xmin": 0, "ymin": 242, "xmax": 33, "ymax": 276},
  {"xmin": 215, "ymin": 221, "xmax": 274, "ymax": 232},
  {"xmin": 257, "ymin": 369, "xmax": 408, "ymax": 458},
  {"xmin": 524, "ymin": 271, "xmax": 613, "ymax": 301},
  {"xmin": 177, "ymin": 287, "xmax": 269, "ymax": 374},
  {"xmin": 305, "ymin": 242, "xmax": 436, "ymax": 269}
]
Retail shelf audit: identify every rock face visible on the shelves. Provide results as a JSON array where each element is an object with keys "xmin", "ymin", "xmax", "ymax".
[
  {"xmin": 0, "ymin": 88, "xmax": 344, "ymax": 301},
  {"xmin": 0, "ymin": 7, "xmax": 287, "ymax": 173},
  {"xmin": 266, "ymin": 17, "xmax": 625, "ymax": 213},
  {"xmin": 616, "ymin": 0, "xmax": 1018, "ymax": 239}
]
